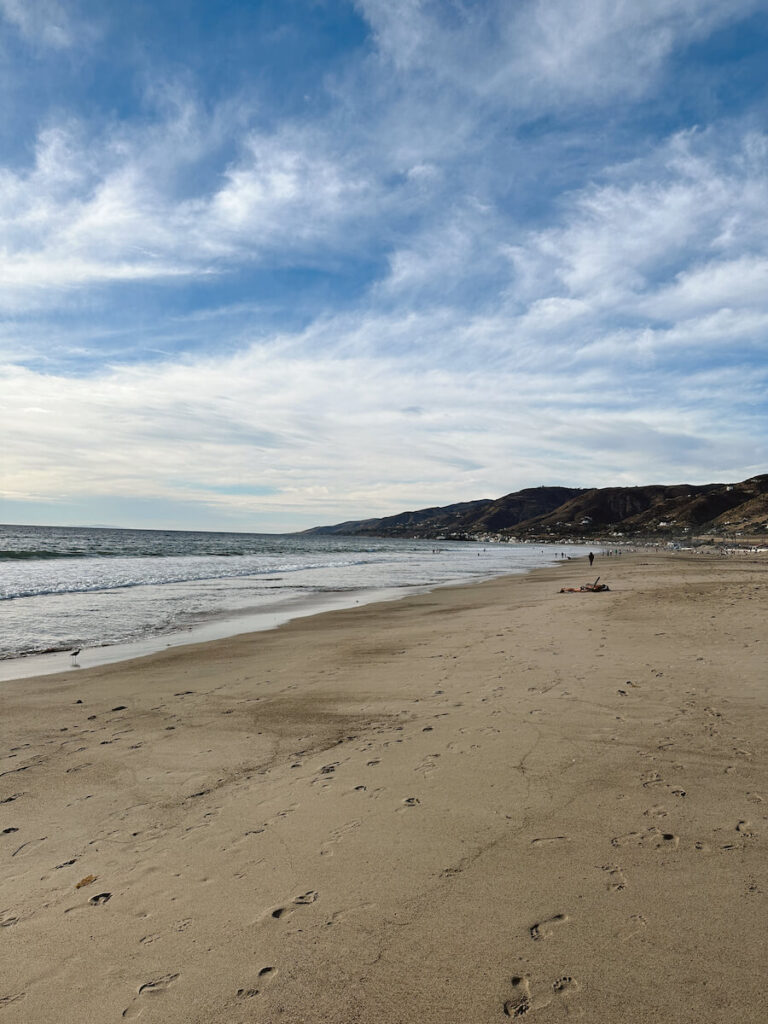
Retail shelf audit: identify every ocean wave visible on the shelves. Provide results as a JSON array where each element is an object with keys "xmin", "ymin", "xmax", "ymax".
[
  {"xmin": 0, "ymin": 547, "xmax": 256, "ymax": 560},
  {"xmin": 0, "ymin": 546, "xmax": 390, "ymax": 562},
  {"xmin": 0, "ymin": 526, "xmax": 581, "ymax": 666},
  {"xmin": 0, "ymin": 549, "xmax": 94, "ymax": 560},
  {"xmin": 0, "ymin": 555, "xmax": 388, "ymax": 601}
]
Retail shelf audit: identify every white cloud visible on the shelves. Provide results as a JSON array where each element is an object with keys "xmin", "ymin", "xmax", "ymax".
[
  {"xmin": 644, "ymin": 257, "xmax": 768, "ymax": 321},
  {"xmin": 376, "ymin": 200, "xmax": 500, "ymax": 301},
  {"xmin": 3, "ymin": 283, "xmax": 766, "ymax": 529},
  {"xmin": 507, "ymin": 130, "xmax": 768, "ymax": 332},
  {"xmin": 0, "ymin": 111, "xmax": 379, "ymax": 310},
  {"xmin": 203, "ymin": 130, "xmax": 372, "ymax": 254},
  {"xmin": 357, "ymin": 0, "xmax": 758, "ymax": 108},
  {"xmin": 3, "ymin": 13, "xmax": 760, "ymax": 324},
  {"xmin": 0, "ymin": 0, "xmax": 76, "ymax": 49},
  {"xmin": 2, "ymin": 5, "xmax": 768, "ymax": 528}
]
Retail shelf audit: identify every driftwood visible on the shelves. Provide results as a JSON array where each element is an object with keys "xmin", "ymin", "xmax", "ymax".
[{"xmin": 559, "ymin": 576, "xmax": 610, "ymax": 593}]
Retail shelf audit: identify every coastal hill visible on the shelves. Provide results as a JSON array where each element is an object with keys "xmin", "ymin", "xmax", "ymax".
[
  {"xmin": 305, "ymin": 475, "xmax": 768, "ymax": 541},
  {"xmin": 305, "ymin": 487, "xmax": 583, "ymax": 538}
]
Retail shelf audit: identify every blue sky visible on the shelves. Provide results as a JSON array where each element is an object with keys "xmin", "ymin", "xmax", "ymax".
[{"xmin": 1, "ymin": 0, "xmax": 767, "ymax": 532}]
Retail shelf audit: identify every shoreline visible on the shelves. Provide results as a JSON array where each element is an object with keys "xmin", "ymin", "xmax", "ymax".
[
  {"xmin": 0, "ymin": 582, "xmax": 430, "ymax": 684},
  {"xmin": 0, "ymin": 556, "xmax": 571, "ymax": 684},
  {"xmin": 2, "ymin": 551, "xmax": 766, "ymax": 1023}
]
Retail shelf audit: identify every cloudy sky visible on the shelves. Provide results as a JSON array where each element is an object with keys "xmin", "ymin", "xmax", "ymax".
[{"xmin": 1, "ymin": 0, "xmax": 767, "ymax": 532}]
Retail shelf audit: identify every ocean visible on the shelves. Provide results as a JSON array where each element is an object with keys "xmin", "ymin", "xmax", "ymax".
[{"xmin": 0, "ymin": 524, "xmax": 588, "ymax": 679}]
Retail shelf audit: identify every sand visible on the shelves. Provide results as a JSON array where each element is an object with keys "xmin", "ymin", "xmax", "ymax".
[{"xmin": 1, "ymin": 552, "xmax": 767, "ymax": 1023}]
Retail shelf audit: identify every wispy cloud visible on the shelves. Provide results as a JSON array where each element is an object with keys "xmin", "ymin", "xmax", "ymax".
[
  {"xmin": 0, "ymin": 0, "xmax": 79, "ymax": 49},
  {"xmin": 506, "ymin": 130, "xmax": 768, "ymax": 351},
  {"xmin": 357, "ymin": 0, "xmax": 759, "ymax": 106},
  {"xmin": 1, "ymin": 1, "xmax": 767, "ymax": 529},
  {"xmin": 0, "ymin": 105, "xmax": 381, "ymax": 312},
  {"xmin": 4, "ymin": 277, "xmax": 766, "ymax": 529}
]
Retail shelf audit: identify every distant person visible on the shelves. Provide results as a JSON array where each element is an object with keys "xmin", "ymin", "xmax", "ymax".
[{"xmin": 588, "ymin": 551, "xmax": 595, "ymax": 567}]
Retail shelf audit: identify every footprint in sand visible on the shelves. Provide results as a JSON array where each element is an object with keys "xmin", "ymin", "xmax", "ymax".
[
  {"xmin": 396, "ymin": 796, "xmax": 421, "ymax": 811},
  {"xmin": 236, "ymin": 966, "xmax": 277, "ymax": 999},
  {"xmin": 611, "ymin": 828, "xmax": 679, "ymax": 850},
  {"xmin": 122, "ymin": 973, "xmax": 180, "ymax": 1018},
  {"xmin": 503, "ymin": 973, "xmax": 582, "ymax": 1017},
  {"xmin": 320, "ymin": 819, "xmax": 361, "ymax": 856},
  {"xmin": 643, "ymin": 805, "xmax": 668, "ymax": 818},
  {"xmin": 325, "ymin": 901, "xmax": 375, "ymax": 927},
  {"xmin": 503, "ymin": 975, "xmax": 543, "ymax": 1017},
  {"xmin": 414, "ymin": 754, "xmax": 440, "ymax": 776},
  {"xmin": 530, "ymin": 913, "xmax": 569, "ymax": 941},
  {"xmin": 552, "ymin": 975, "xmax": 583, "ymax": 1016},
  {"xmin": 293, "ymin": 890, "xmax": 319, "ymax": 905},
  {"xmin": 267, "ymin": 890, "xmax": 320, "ymax": 922},
  {"xmin": 641, "ymin": 771, "xmax": 664, "ymax": 788},
  {"xmin": 362, "ymin": 786, "xmax": 385, "ymax": 800},
  {"xmin": 601, "ymin": 864, "xmax": 627, "ymax": 892},
  {"xmin": 615, "ymin": 914, "xmax": 647, "ymax": 942}
]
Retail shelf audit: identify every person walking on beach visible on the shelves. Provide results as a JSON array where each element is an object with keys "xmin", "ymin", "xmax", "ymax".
[{"xmin": 588, "ymin": 551, "xmax": 595, "ymax": 567}]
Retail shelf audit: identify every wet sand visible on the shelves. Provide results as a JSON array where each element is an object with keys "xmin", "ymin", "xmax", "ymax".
[{"xmin": 1, "ymin": 553, "xmax": 766, "ymax": 1022}]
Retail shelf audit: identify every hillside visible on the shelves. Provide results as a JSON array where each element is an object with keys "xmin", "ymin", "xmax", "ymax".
[
  {"xmin": 305, "ymin": 499, "xmax": 495, "ymax": 537},
  {"xmin": 305, "ymin": 476, "xmax": 768, "ymax": 541},
  {"xmin": 306, "ymin": 488, "xmax": 583, "ymax": 538}
]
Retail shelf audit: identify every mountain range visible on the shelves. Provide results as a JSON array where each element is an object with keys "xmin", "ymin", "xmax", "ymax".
[{"xmin": 305, "ymin": 476, "xmax": 768, "ymax": 541}]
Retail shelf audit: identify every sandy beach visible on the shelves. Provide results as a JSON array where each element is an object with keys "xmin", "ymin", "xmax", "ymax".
[{"xmin": 2, "ymin": 552, "xmax": 766, "ymax": 1023}]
